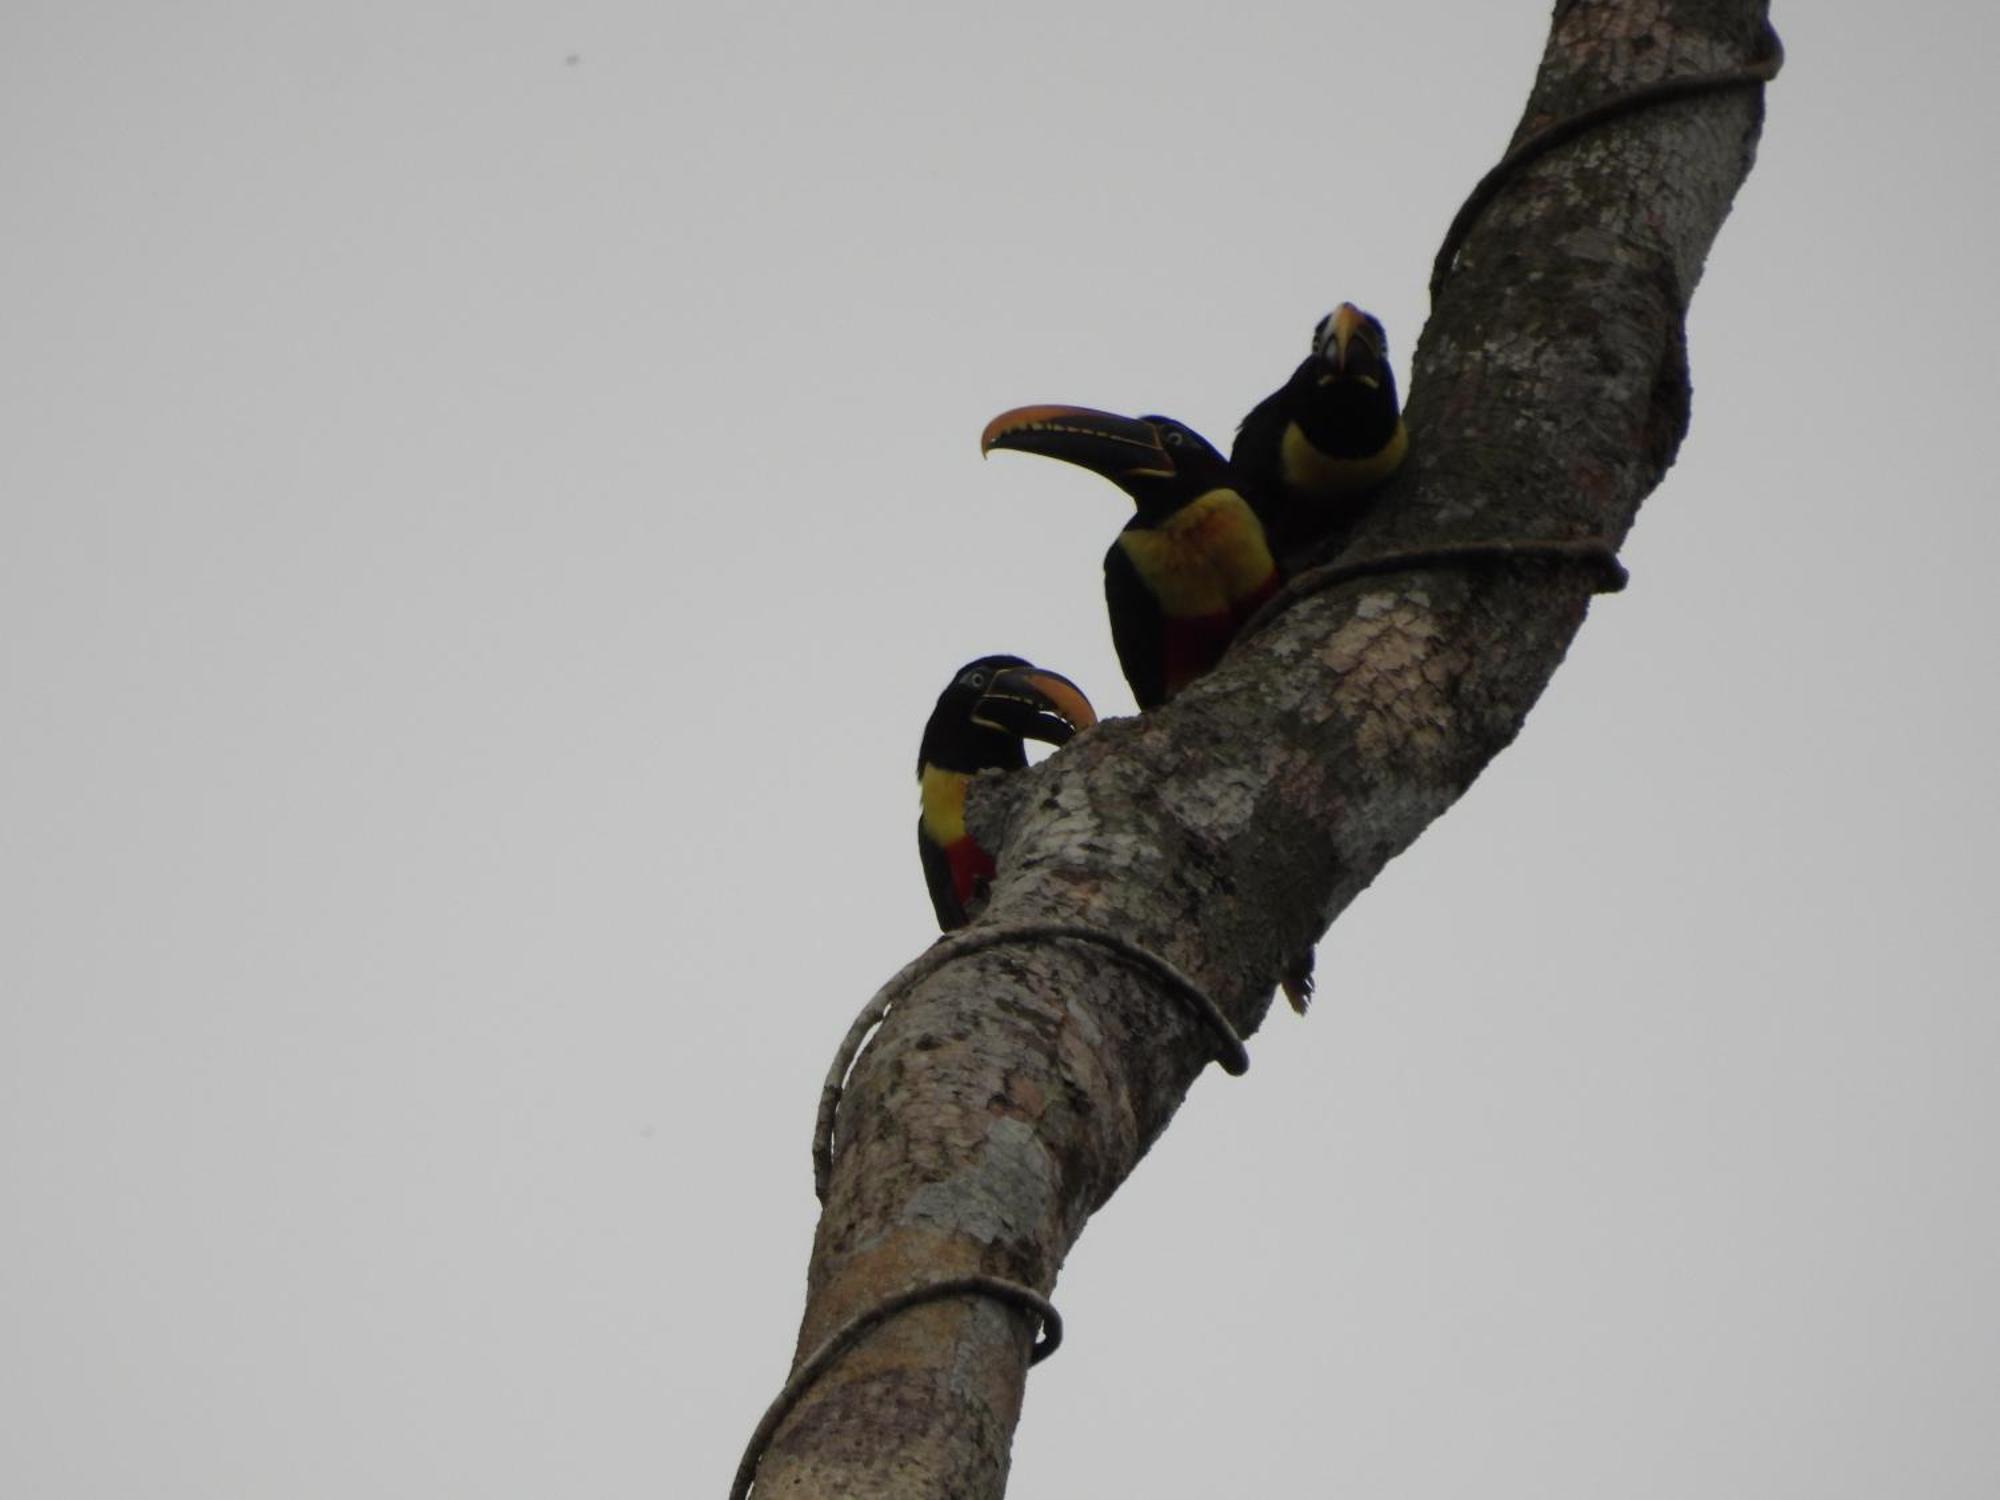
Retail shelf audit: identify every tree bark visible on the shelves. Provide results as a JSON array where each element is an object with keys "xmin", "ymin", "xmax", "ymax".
[{"xmin": 742, "ymin": 1, "xmax": 1774, "ymax": 1494}]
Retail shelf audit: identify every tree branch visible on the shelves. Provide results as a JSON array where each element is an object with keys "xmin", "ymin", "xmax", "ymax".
[{"xmin": 738, "ymin": 2, "xmax": 1776, "ymax": 1494}]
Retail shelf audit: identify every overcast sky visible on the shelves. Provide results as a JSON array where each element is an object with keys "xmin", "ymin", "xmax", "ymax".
[{"xmin": 5, "ymin": 3, "xmax": 1996, "ymax": 1496}]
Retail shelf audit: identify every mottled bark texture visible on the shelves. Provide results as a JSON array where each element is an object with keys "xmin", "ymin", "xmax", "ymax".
[{"xmin": 745, "ymin": 2, "xmax": 1772, "ymax": 1494}]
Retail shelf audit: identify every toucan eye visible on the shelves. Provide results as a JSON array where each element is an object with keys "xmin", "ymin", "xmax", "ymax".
[
  {"xmin": 966, "ymin": 671, "xmax": 988, "ymax": 689},
  {"xmin": 1164, "ymin": 430, "xmax": 1185, "ymax": 447}
]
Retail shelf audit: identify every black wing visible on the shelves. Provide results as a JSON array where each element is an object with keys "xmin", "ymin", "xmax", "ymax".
[
  {"xmin": 918, "ymin": 822, "xmax": 966, "ymax": 930},
  {"xmin": 1104, "ymin": 540, "xmax": 1166, "ymax": 710},
  {"xmin": 1231, "ymin": 386, "xmax": 1285, "ymax": 490},
  {"xmin": 1230, "ymin": 385, "xmax": 1293, "ymax": 543}
]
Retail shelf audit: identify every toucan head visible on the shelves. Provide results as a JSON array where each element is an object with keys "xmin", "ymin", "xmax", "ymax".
[
  {"xmin": 918, "ymin": 655, "xmax": 1098, "ymax": 776},
  {"xmin": 981, "ymin": 405, "xmax": 1231, "ymax": 519},
  {"xmin": 1308, "ymin": 303, "xmax": 1393, "ymax": 393}
]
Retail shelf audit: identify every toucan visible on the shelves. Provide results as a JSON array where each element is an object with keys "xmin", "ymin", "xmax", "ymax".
[
  {"xmin": 1232, "ymin": 303, "xmax": 1407, "ymax": 560},
  {"xmin": 917, "ymin": 656, "xmax": 1098, "ymax": 930},
  {"xmin": 982, "ymin": 407, "xmax": 1281, "ymax": 710}
]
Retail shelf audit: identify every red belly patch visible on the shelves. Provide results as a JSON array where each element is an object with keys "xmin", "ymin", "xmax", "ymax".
[{"xmin": 946, "ymin": 836, "xmax": 997, "ymax": 909}]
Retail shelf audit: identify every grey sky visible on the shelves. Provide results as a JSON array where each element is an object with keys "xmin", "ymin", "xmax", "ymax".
[{"xmin": 4, "ymin": 3, "xmax": 1995, "ymax": 1496}]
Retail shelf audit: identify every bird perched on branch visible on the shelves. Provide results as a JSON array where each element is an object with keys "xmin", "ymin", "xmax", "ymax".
[
  {"xmin": 1233, "ymin": 303, "xmax": 1407, "ymax": 560},
  {"xmin": 982, "ymin": 406, "xmax": 1280, "ymax": 710},
  {"xmin": 917, "ymin": 656, "xmax": 1098, "ymax": 929}
]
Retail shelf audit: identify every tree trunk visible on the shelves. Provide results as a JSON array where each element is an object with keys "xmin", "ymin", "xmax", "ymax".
[{"xmin": 741, "ymin": 1, "xmax": 1775, "ymax": 1494}]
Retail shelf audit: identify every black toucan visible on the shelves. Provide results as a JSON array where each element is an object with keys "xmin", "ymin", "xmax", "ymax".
[
  {"xmin": 917, "ymin": 656, "xmax": 1098, "ymax": 930},
  {"xmin": 982, "ymin": 406, "xmax": 1281, "ymax": 711},
  {"xmin": 1233, "ymin": 303, "xmax": 1407, "ymax": 560}
]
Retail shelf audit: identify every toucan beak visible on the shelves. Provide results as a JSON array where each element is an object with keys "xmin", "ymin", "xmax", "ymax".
[
  {"xmin": 1314, "ymin": 303, "xmax": 1382, "ymax": 382},
  {"xmin": 971, "ymin": 665, "xmax": 1098, "ymax": 746},
  {"xmin": 981, "ymin": 404, "xmax": 1176, "ymax": 480}
]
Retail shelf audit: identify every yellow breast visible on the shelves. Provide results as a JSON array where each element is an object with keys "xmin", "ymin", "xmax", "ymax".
[
  {"xmin": 919, "ymin": 765, "xmax": 970, "ymax": 844},
  {"xmin": 1279, "ymin": 419, "xmax": 1409, "ymax": 498},
  {"xmin": 1117, "ymin": 489, "xmax": 1276, "ymax": 617}
]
